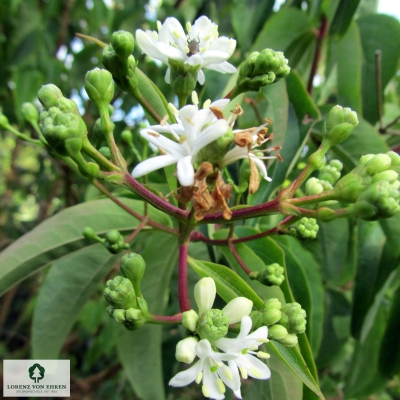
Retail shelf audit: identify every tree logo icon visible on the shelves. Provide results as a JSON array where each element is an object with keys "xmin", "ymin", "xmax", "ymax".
[{"xmin": 28, "ymin": 363, "xmax": 45, "ymax": 383}]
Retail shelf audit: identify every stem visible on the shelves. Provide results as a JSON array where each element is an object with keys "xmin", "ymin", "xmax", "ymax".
[
  {"xmin": 148, "ymin": 313, "xmax": 182, "ymax": 324},
  {"xmin": 286, "ymin": 190, "xmax": 336, "ymax": 205},
  {"xmin": 123, "ymin": 173, "xmax": 188, "ymax": 222},
  {"xmin": 178, "ymin": 243, "xmax": 190, "ymax": 312},
  {"xmin": 228, "ymin": 241, "xmax": 251, "ymax": 274},
  {"xmin": 93, "ymin": 179, "xmax": 178, "ymax": 234},
  {"xmin": 307, "ymin": 15, "xmax": 328, "ymax": 94},
  {"xmin": 82, "ymin": 137, "xmax": 121, "ymax": 172},
  {"xmin": 125, "ymin": 218, "xmax": 148, "ymax": 243},
  {"xmin": 375, "ymin": 50, "xmax": 384, "ymax": 131}
]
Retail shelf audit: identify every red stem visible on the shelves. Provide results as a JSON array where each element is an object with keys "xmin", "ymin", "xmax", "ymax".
[
  {"xmin": 125, "ymin": 219, "xmax": 148, "ymax": 242},
  {"xmin": 228, "ymin": 242, "xmax": 251, "ymax": 274},
  {"xmin": 307, "ymin": 15, "xmax": 328, "ymax": 94},
  {"xmin": 178, "ymin": 243, "xmax": 191, "ymax": 312},
  {"xmin": 149, "ymin": 313, "xmax": 182, "ymax": 324}
]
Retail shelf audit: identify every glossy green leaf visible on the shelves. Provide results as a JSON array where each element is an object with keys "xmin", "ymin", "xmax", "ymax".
[
  {"xmin": 357, "ymin": 14, "xmax": 400, "ymax": 124},
  {"xmin": 0, "ymin": 198, "xmax": 172, "ymax": 296},
  {"xmin": 31, "ymin": 244, "xmax": 120, "ymax": 359},
  {"xmin": 252, "ymin": 8, "xmax": 312, "ymax": 52},
  {"xmin": 329, "ymin": 0, "xmax": 362, "ymax": 37},
  {"xmin": 116, "ymin": 232, "xmax": 178, "ymax": 400},
  {"xmin": 351, "ymin": 221, "xmax": 385, "ymax": 338},
  {"xmin": 188, "ymin": 257, "xmax": 264, "ymax": 309}
]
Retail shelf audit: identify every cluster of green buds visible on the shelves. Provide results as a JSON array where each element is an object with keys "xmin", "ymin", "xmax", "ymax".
[
  {"xmin": 261, "ymin": 299, "xmax": 306, "ymax": 347},
  {"xmin": 103, "ymin": 253, "xmax": 149, "ymax": 330},
  {"xmin": 102, "ymin": 31, "xmax": 139, "ymax": 96},
  {"xmin": 233, "ymin": 49, "xmax": 290, "ymax": 97},
  {"xmin": 289, "ymin": 217, "xmax": 319, "ymax": 239},
  {"xmin": 249, "ymin": 263, "xmax": 285, "ymax": 286},
  {"xmin": 331, "ymin": 152, "xmax": 400, "ymax": 220},
  {"xmin": 83, "ymin": 227, "xmax": 129, "ymax": 254}
]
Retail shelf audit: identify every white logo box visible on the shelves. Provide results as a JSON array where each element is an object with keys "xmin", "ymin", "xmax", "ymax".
[{"xmin": 3, "ymin": 360, "xmax": 70, "ymax": 397}]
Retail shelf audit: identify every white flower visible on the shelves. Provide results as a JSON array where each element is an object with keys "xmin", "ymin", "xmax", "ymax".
[
  {"xmin": 221, "ymin": 123, "xmax": 276, "ymax": 183},
  {"xmin": 183, "ymin": 277, "xmax": 253, "ymax": 332},
  {"xmin": 176, "ymin": 336, "xmax": 199, "ymax": 364},
  {"xmin": 214, "ymin": 315, "xmax": 271, "ymax": 399},
  {"xmin": 169, "ymin": 339, "xmax": 241, "ymax": 399},
  {"xmin": 131, "ymin": 99, "xmax": 230, "ymax": 187},
  {"xmin": 136, "ymin": 16, "xmax": 237, "ymax": 84}
]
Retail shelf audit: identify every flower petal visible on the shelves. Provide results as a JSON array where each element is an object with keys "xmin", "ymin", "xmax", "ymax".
[
  {"xmin": 202, "ymin": 361, "xmax": 225, "ymax": 399},
  {"xmin": 169, "ymin": 359, "xmax": 204, "ymax": 387},
  {"xmin": 192, "ymin": 119, "xmax": 229, "ymax": 155},
  {"xmin": 165, "ymin": 67, "xmax": 171, "ymax": 84},
  {"xmin": 222, "ymin": 298, "xmax": 253, "ymax": 324},
  {"xmin": 136, "ymin": 30, "xmax": 168, "ymax": 64},
  {"xmin": 197, "ymin": 69, "xmax": 205, "ymax": 85},
  {"xmin": 251, "ymin": 155, "xmax": 272, "ymax": 181},
  {"xmin": 194, "ymin": 277, "xmax": 216, "ymax": 316},
  {"xmin": 176, "ymin": 155, "xmax": 195, "ymax": 186},
  {"xmin": 207, "ymin": 61, "xmax": 237, "ymax": 73},
  {"xmin": 157, "ymin": 42, "xmax": 186, "ymax": 61},
  {"xmin": 236, "ymin": 354, "xmax": 271, "ymax": 380},
  {"xmin": 131, "ymin": 155, "xmax": 177, "ymax": 178},
  {"xmin": 141, "ymin": 129, "xmax": 187, "ymax": 158}
]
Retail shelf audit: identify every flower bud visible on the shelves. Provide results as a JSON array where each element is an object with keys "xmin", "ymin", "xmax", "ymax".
[
  {"xmin": 197, "ymin": 309, "xmax": 229, "ymax": 341},
  {"xmin": 365, "ymin": 154, "xmax": 392, "ymax": 176},
  {"xmin": 249, "ymin": 263, "xmax": 285, "ymax": 286},
  {"xmin": 82, "ymin": 226, "xmax": 98, "ymax": 240},
  {"xmin": 112, "ymin": 308, "xmax": 126, "ymax": 323},
  {"xmin": 318, "ymin": 160, "xmax": 342, "ymax": 185},
  {"xmin": 262, "ymin": 308, "xmax": 282, "ymax": 326},
  {"xmin": 221, "ymin": 297, "xmax": 253, "ymax": 324},
  {"xmin": 268, "ymin": 324, "xmax": 288, "ymax": 340},
  {"xmin": 281, "ymin": 302, "xmax": 307, "ymax": 334},
  {"xmin": 315, "ymin": 207, "xmax": 336, "ymax": 222},
  {"xmin": 56, "ymin": 97, "xmax": 80, "ymax": 115},
  {"xmin": 111, "ymin": 30, "xmax": 135, "ymax": 62},
  {"xmin": 0, "ymin": 113, "xmax": 10, "ymax": 129},
  {"xmin": 106, "ymin": 305, "xmax": 114, "ymax": 317},
  {"xmin": 85, "ymin": 68, "xmax": 114, "ymax": 109},
  {"xmin": 194, "ymin": 277, "xmax": 216, "ymax": 317},
  {"xmin": 120, "ymin": 253, "xmax": 146, "ymax": 286},
  {"xmin": 322, "ymin": 105, "xmax": 358, "ymax": 146},
  {"xmin": 103, "ymin": 229, "xmax": 128, "ymax": 254},
  {"xmin": 305, "ymin": 177, "xmax": 324, "ymax": 195},
  {"xmin": 99, "ymin": 146, "xmax": 112, "ymax": 160},
  {"xmin": 124, "ymin": 308, "xmax": 147, "ymax": 330},
  {"xmin": 278, "ymin": 333, "xmax": 298, "ymax": 347},
  {"xmin": 121, "ymin": 129, "xmax": 133, "ymax": 146},
  {"xmin": 175, "ymin": 337, "xmax": 199, "ymax": 364},
  {"xmin": 104, "ymin": 276, "xmax": 137, "ymax": 309},
  {"xmin": 387, "ymin": 151, "xmax": 400, "ymax": 167},
  {"xmin": 38, "ymin": 84, "xmax": 63, "ymax": 109},
  {"xmin": 182, "ymin": 309, "xmax": 199, "ymax": 332},
  {"xmin": 263, "ymin": 298, "xmax": 281, "ymax": 311},
  {"xmin": 333, "ymin": 173, "xmax": 364, "ymax": 203},
  {"xmin": 21, "ymin": 102, "xmax": 39, "ymax": 124},
  {"xmin": 291, "ymin": 217, "xmax": 319, "ymax": 240},
  {"xmin": 372, "ymin": 170, "xmax": 398, "ymax": 184}
]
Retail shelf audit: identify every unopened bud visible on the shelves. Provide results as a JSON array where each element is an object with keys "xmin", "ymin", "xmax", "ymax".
[
  {"xmin": 21, "ymin": 103, "xmax": 39, "ymax": 124},
  {"xmin": 111, "ymin": 30, "xmax": 135, "ymax": 62},
  {"xmin": 197, "ymin": 309, "xmax": 229, "ymax": 341},
  {"xmin": 249, "ymin": 263, "xmax": 285, "ymax": 286},
  {"xmin": 175, "ymin": 337, "xmax": 199, "ymax": 363},
  {"xmin": 268, "ymin": 324, "xmax": 288, "ymax": 340},
  {"xmin": 278, "ymin": 333, "xmax": 298, "ymax": 347},
  {"xmin": 85, "ymin": 68, "xmax": 114, "ymax": 108},
  {"xmin": 120, "ymin": 253, "xmax": 146, "ymax": 287},
  {"xmin": 38, "ymin": 84, "xmax": 63, "ymax": 109},
  {"xmin": 182, "ymin": 309, "xmax": 199, "ymax": 332}
]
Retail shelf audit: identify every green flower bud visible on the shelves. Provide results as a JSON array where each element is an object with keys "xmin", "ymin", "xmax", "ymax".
[
  {"xmin": 21, "ymin": 102, "xmax": 39, "ymax": 124},
  {"xmin": 111, "ymin": 30, "xmax": 135, "ymax": 62},
  {"xmin": 112, "ymin": 308, "xmax": 126, "ymax": 323},
  {"xmin": 197, "ymin": 309, "xmax": 229, "ymax": 341},
  {"xmin": 175, "ymin": 337, "xmax": 199, "ymax": 364},
  {"xmin": 39, "ymin": 108, "xmax": 86, "ymax": 157},
  {"xmin": 0, "ymin": 113, "xmax": 10, "ymax": 129},
  {"xmin": 249, "ymin": 263, "xmax": 285, "ymax": 286},
  {"xmin": 281, "ymin": 302, "xmax": 307, "ymax": 334},
  {"xmin": 104, "ymin": 276, "xmax": 137, "ymax": 309},
  {"xmin": 56, "ymin": 97, "xmax": 80, "ymax": 115},
  {"xmin": 236, "ymin": 49, "xmax": 290, "ymax": 94},
  {"xmin": 333, "ymin": 173, "xmax": 365, "ymax": 203},
  {"xmin": 372, "ymin": 170, "xmax": 398, "ymax": 183},
  {"xmin": 322, "ymin": 105, "xmax": 358, "ymax": 146},
  {"xmin": 305, "ymin": 177, "xmax": 324, "ymax": 195},
  {"xmin": 82, "ymin": 226, "xmax": 98, "ymax": 240},
  {"xmin": 121, "ymin": 129, "xmax": 133, "ymax": 145},
  {"xmin": 99, "ymin": 146, "xmax": 111, "ymax": 160},
  {"xmin": 262, "ymin": 308, "xmax": 282, "ymax": 326},
  {"xmin": 318, "ymin": 160, "xmax": 342, "ymax": 185},
  {"xmin": 365, "ymin": 154, "xmax": 392, "ymax": 176},
  {"xmin": 278, "ymin": 333, "xmax": 298, "ymax": 347},
  {"xmin": 182, "ymin": 309, "xmax": 199, "ymax": 332},
  {"xmin": 291, "ymin": 217, "xmax": 319, "ymax": 239},
  {"xmin": 38, "ymin": 84, "xmax": 63, "ymax": 110},
  {"xmin": 169, "ymin": 61, "xmax": 199, "ymax": 104},
  {"xmin": 85, "ymin": 68, "xmax": 114, "ymax": 108},
  {"xmin": 315, "ymin": 207, "xmax": 336, "ymax": 222},
  {"xmin": 102, "ymin": 45, "xmax": 124, "ymax": 87},
  {"xmin": 263, "ymin": 298, "xmax": 282, "ymax": 311},
  {"xmin": 308, "ymin": 150, "xmax": 325, "ymax": 171},
  {"xmin": 387, "ymin": 151, "xmax": 400, "ymax": 167},
  {"xmin": 268, "ymin": 324, "xmax": 288, "ymax": 340},
  {"xmin": 103, "ymin": 229, "xmax": 128, "ymax": 254},
  {"xmin": 124, "ymin": 308, "xmax": 146, "ymax": 330},
  {"xmin": 106, "ymin": 305, "xmax": 114, "ymax": 317},
  {"xmin": 120, "ymin": 253, "xmax": 146, "ymax": 288}
]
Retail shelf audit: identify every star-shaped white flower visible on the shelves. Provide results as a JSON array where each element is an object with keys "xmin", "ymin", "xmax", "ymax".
[
  {"xmin": 131, "ymin": 99, "xmax": 230, "ymax": 187},
  {"xmin": 214, "ymin": 315, "xmax": 271, "ymax": 399},
  {"xmin": 136, "ymin": 16, "xmax": 237, "ymax": 84},
  {"xmin": 169, "ymin": 339, "xmax": 241, "ymax": 399}
]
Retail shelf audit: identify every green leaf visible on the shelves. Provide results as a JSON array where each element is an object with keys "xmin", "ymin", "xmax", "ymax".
[
  {"xmin": 115, "ymin": 232, "xmax": 178, "ymax": 400},
  {"xmin": 351, "ymin": 221, "xmax": 385, "ymax": 338},
  {"xmin": 31, "ymin": 244, "xmax": 120, "ymax": 359},
  {"xmin": 0, "ymin": 198, "xmax": 172, "ymax": 296},
  {"xmin": 252, "ymin": 8, "xmax": 312, "ymax": 53},
  {"xmin": 332, "ymin": 21, "xmax": 363, "ymax": 115},
  {"xmin": 245, "ymin": 352, "xmax": 303, "ymax": 400},
  {"xmin": 357, "ymin": 14, "xmax": 400, "ymax": 124},
  {"xmin": 187, "ymin": 257, "xmax": 264, "ymax": 309},
  {"xmin": 329, "ymin": 0, "xmax": 362, "ymax": 37}
]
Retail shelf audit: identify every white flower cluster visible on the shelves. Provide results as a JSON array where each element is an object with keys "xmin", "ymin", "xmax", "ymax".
[{"xmin": 169, "ymin": 278, "xmax": 271, "ymax": 399}]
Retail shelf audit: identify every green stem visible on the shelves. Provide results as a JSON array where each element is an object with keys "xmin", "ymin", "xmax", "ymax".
[
  {"xmin": 3, "ymin": 124, "xmax": 44, "ymax": 146},
  {"xmin": 82, "ymin": 137, "xmax": 122, "ymax": 172},
  {"xmin": 286, "ymin": 190, "xmax": 337, "ymax": 206}
]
